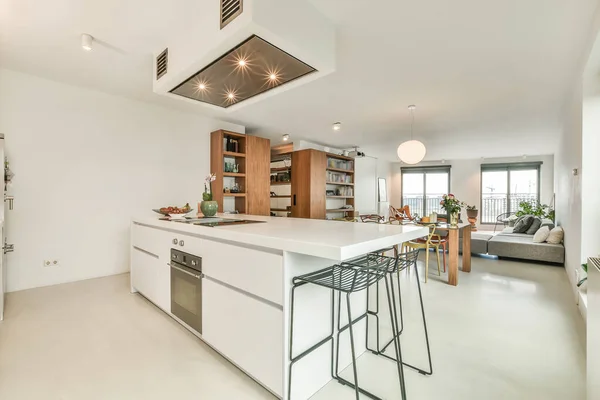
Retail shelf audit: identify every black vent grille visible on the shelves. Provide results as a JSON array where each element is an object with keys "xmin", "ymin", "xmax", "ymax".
[
  {"xmin": 156, "ymin": 48, "xmax": 168, "ymax": 80},
  {"xmin": 220, "ymin": 0, "xmax": 243, "ymax": 29}
]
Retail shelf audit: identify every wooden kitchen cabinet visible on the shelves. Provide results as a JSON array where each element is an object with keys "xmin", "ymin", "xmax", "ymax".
[
  {"xmin": 210, "ymin": 130, "xmax": 270, "ymax": 215},
  {"xmin": 291, "ymin": 149, "xmax": 326, "ymax": 219}
]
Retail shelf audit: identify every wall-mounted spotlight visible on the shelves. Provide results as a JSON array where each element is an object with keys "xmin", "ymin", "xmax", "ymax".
[
  {"xmin": 282, "ymin": 134, "xmax": 290, "ymax": 142},
  {"xmin": 332, "ymin": 122, "xmax": 342, "ymax": 131},
  {"xmin": 81, "ymin": 34, "xmax": 94, "ymax": 51}
]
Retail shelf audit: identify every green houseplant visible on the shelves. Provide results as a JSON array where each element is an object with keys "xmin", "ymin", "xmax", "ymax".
[
  {"xmin": 201, "ymin": 173, "xmax": 218, "ymax": 217},
  {"xmin": 515, "ymin": 201, "xmax": 555, "ymax": 221}
]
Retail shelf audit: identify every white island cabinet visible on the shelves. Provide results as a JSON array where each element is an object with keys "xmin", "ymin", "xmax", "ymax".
[{"xmin": 130, "ymin": 214, "xmax": 428, "ymax": 399}]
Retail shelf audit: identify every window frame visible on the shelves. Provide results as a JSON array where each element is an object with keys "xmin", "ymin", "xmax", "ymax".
[
  {"xmin": 479, "ymin": 162, "xmax": 542, "ymax": 223},
  {"xmin": 400, "ymin": 165, "xmax": 451, "ymax": 217}
]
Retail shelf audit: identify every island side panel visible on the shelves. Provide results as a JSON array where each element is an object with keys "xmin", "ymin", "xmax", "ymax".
[{"xmin": 283, "ymin": 252, "xmax": 367, "ymax": 400}]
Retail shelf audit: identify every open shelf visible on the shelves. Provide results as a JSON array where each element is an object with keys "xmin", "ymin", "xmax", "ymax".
[
  {"xmin": 326, "ymin": 152, "xmax": 354, "ymax": 161},
  {"xmin": 271, "ymin": 195, "xmax": 291, "ymax": 198},
  {"xmin": 271, "ymin": 181, "xmax": 292, "ymax": 186},
  {"xmin": 223, "ymin": 172, "xmax": 246, "ymax": 177},
  {"xmin": 326, "ymin": 181, "xmax": 354, "ymax": 186},
  {"xmin": 223, "ymin": 193, "xmax": 246, "ymax": 197},
  {"xmin": 223, "ymin": 151, "xmax": 246, "ymax": 158},
  {"xmin": 271, "ymin": 167, "xmax": 291, "ymax": 172},
  {"xmin": 326, "ymin": 167, "xmax": 354, "ymax": 174},
  {"xmin": 327, "ymin": 196, "xmax": 354, "ymax": 199},
  {"xmin": 270, "ymin": 208, "xmax": 291, "ymax": 212}
]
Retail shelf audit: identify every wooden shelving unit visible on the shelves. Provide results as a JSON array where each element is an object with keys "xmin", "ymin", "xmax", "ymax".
[
  {"xmin": 223, "ymin": 151, "xmax": 246, "ymax": 158},
  {"xmin": 270, "ymin": 144, "xmax": 293, "ymax": 218},
  {"xmin": 326, "ymin": 167, "xmax": 355, "ymax": 174},
  {"xmin": 325, "ymin": 153, "xmax": 355, "ymax": 218},
  {"xmin": 210, "ymin": 130, "xmax": 270, "ymax": 215},
  {"xmin": 326, "ymin": 181, "xmax": 354, "ymax": 186}
]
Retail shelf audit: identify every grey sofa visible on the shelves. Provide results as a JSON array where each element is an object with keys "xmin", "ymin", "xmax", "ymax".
[{"xmin": 459, "ymin": 219, "xmax": 565, "ymax": 264}]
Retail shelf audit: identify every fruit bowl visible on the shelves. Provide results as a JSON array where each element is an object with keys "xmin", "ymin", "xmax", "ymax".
[{"xmin": 153, "ymin": 204, "xmax": 194, "ymax": 218}]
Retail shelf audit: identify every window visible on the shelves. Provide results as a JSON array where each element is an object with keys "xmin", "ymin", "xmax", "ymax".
[
  {"xmin": 480, "ymin": 162, "xmax": 541, "ymax": 224},
  {"xmin": 401, "ymin": 166, "xmax": 450, "ymax": 217}
]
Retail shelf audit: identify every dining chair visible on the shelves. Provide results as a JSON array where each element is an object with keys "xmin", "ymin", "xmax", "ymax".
[
  {"xmin": 433, "ymin": 217, "xmax": 449, "ymax": 273},
  {"xmin": 360, "ymin": 214, "xmax": 385, "ymax": 223},
  {"xmin": 389, "ymin": 205, "xmax": 415, "ymax": 222},
  {"xmin": 401, "ymin": 224, "xmax": 443, "ymax": 283}
]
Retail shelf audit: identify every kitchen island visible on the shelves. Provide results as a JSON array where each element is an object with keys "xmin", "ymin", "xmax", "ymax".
[{"xmin": 130, "ymin": 214, "xmax": 428, "ymax": 400}]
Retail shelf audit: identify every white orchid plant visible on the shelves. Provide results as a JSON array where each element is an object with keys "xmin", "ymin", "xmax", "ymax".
[{"xmin": 203, "ymin": 173, "xmax": 216, "ymax": 201}]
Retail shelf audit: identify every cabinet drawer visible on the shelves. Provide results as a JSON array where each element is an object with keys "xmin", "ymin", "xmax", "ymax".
[
  {"xmin": 203, "ymin": 278, "xmax": 283, "ymax": 396},
  {"xmin": 131, "ymin": 223, "xmax": 163, "ymax": 257},
  {"xmin": 202, "ymin": 240, "xmax": 283, "ymax": 305}
]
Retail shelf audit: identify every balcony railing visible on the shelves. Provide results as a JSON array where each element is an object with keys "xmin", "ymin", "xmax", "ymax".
[
  {"xmin": 402, "ymin": 194, "xmax": 445, "ymax": 217},
  {"xmin": 402, "ymin": 193, "xmax": 538, "ymax": 223},
  {"xmin": 481, "ymin": 194, "xmax": 537, "ymax": 224}
]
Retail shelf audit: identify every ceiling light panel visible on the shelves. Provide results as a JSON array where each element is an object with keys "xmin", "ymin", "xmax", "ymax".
[{"xmin": 170, "ymin": 35, "xmax": 316, "ymax": 108}]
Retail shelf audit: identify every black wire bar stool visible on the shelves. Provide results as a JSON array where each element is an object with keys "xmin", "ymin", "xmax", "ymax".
[
  {"xmin": 364, "ymin": 247, "xmax": 433, "ymax": 376},
  {"xmin": 288, "ymin": 253, "xmax": 407, "ymax": 400}
]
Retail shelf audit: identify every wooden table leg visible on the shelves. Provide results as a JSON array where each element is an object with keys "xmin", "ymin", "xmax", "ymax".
[
  {"xmin": 448, "ymin": 229, "xmax": 459, "ymax": 286},
  {"xmin": 463, "ymin": 225, "xmax": 472, "ymax": 273}
]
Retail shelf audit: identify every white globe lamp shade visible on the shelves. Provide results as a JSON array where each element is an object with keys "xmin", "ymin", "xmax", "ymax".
[{"xmin": 397, "ymin": 140, "xmax": 426, "ymax": 164}]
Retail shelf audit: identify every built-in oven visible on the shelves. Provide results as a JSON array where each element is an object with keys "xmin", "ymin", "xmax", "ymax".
[{"xmin": 170, "ymin": 248, "xmax": 203, "ymax": 334}]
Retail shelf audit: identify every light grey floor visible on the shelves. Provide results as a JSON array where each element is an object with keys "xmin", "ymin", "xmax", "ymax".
[{"xmin": 0, "ymin": 255, "xmax": 586, "ymax": 400}]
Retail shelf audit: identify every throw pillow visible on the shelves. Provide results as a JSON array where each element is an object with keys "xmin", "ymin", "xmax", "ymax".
[
  {"xmin": 513, "ymin": 215, "xmax": 534, "ymax": 233},
  {"xmin": 546, "ymin": 226, "xmax": 564, "ymax": 244},
  {"xmin": 532, "ymin": 226, "xmax": 550, "ymax": 243},
  {"xmin": 525, "ymin": 217, "xmax": 542, "ymax": 235}
]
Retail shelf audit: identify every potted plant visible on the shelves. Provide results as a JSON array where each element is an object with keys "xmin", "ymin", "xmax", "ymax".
[
  {"xmin": 201, "ymin": 173, "xmax": 218, "ymax": 217},
  {"xmin": 466, "ymin": 205, "xmax": 478, "ymax": 219},
  {"xmin": 440, "ymin": 194, "xmax": 466, "ymax": 227},
  {"xmin": 466, "ymin": 205, "xmax": 479, "ymax": 231}
]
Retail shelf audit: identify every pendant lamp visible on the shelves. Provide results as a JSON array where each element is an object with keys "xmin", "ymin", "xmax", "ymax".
[{"xmin": 397, "ymin": 105, "xmax": 426, "ymax": 164}]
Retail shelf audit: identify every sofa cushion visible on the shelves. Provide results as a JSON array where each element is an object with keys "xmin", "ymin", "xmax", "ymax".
[
  {"xmin": 533, "ymin": 226, "xmax": 550, "ymax": 243},
  {"xmin": 546, "ymin": 226, "xmax": 564, "ymax": 244},
  {"xmin": 488, "ymin": 235, "xmax": 564, "ymax": 263},
  {"xmin": 513, "ymin": 215, "xmax": 534, "ymax": 233},
  {"xmin": 540, "ymin": 219, "xmax": 555, "ymax": 230},
  {"xmin": 459, "ymin": 233, "xmax": 493, "ymax": 254},
  {"xmin": 525, "ymin": 217, "xmax": 542, "ymax": 235}
]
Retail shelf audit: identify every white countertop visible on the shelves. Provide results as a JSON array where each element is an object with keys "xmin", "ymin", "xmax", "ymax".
[{"xmin": 133, "ymin": 214, "xmax": 429, "ymax": 261}]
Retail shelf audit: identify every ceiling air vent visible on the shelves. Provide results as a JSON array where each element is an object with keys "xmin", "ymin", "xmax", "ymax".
[
  {"xmin": 156, "ymin": 48, "xmax": 168, "ymax": 80},
  {"xmin": 220, "ymin": 0, "xmax": 243, "ymax": 29}
]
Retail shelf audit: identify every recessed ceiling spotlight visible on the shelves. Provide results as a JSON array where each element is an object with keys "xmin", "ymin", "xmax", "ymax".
[
  {"xmin": 333, "ymin": 122, "xmax": 342, "ymax": 131},
  {"xmin": 269, "ymin": 73, "xmax": 277, "ymax": 81},
  {"xmin": 228, "ymin": 92, "xmax": 235, "ymax": 99},
  {"xmin": 198, "ymin": 82, "xmax": 206, "ymax": 90},
  {"xmin": 282, "ymin": 134, "xmax": 290, "ymax": 141},
  {"xmin": 81, "ymin": 33, "xmax": 93, "ymax": 51},
  {"xmin": 238, "ymin": 59, "xmax": 247, "ymax": 67}
]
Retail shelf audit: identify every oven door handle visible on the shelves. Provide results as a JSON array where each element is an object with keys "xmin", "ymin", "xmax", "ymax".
[{"xmin": 169, "ymin": 263, "xmax": 203, "ymax": 280}]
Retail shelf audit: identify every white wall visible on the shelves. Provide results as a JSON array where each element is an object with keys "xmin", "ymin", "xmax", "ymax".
[
  {"xmin": 0, "ymin": 69, "xmax": 244, "ymax": 292},
  {"xmin": 556, "ymin": 85, "xmax": 583, "ymax": 297},
  {"xmin": 354, "ymin": 157, "xmax": 378, "ymax": 214},
  {"xmin": 389, "ymin": 155, "xmax": 555, "ymax": 223}
]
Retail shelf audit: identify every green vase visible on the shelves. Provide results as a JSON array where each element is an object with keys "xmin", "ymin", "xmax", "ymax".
[{"xmin": 201, "ymin": 201, "xmax": 218, "ymax": 217}]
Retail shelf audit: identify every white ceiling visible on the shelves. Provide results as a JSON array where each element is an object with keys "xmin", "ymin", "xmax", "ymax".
[{"xmin": 1, "ymin": 0, "xmax": 598, "ymax": 161}]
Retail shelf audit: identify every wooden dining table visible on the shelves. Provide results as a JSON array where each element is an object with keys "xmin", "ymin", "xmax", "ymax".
[{"xmin": 411, "ymin": 221, "xmax": 472, "ymax": 286}]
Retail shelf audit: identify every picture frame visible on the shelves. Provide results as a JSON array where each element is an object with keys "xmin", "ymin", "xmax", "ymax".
[{"xmin": 378, "ymin": 178, "xmax": 387, "ymax": 202}]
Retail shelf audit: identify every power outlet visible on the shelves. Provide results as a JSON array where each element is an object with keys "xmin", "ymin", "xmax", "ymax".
[{"xmin": 43, "ymin": 260, "xmax": 60, "ymax": 267}]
